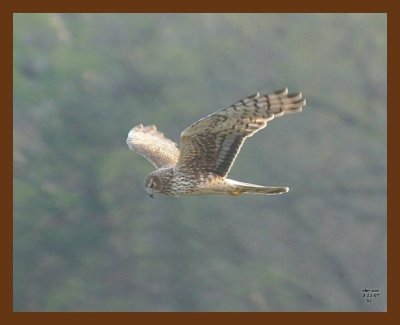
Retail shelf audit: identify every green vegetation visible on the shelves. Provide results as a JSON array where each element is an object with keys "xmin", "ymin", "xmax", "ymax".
[{"xmin": 13, "ymin": 13, "xmax": 386, "ymax": 311}]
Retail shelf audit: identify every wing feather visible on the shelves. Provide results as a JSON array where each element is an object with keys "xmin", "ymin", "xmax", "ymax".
[
  {"xmin": 176, "ymin": 88, "xmax": 306, "ymax": 177},
  {"xmin": 126, "ymin": 124, "xmax": 180, "ymax": 169}
]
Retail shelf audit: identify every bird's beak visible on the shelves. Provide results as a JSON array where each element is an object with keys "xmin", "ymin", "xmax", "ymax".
[{"xmin": 146, "ymin": 188, "xmax": 154, "ymax": 198}]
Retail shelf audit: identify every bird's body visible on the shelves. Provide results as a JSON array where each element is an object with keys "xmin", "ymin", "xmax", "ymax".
[
  {"xmin": 144, "ymin": 167, "xmax": 288, "ymax": 197},
  {"xmin": 127, "ymin": 88, "xmax": 305, "ymax": 197}
]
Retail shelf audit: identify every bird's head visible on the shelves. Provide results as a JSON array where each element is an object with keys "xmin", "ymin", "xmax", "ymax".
[{"xmin": 144, "ymin": 174, "xmax": 162, "ymax": 198}]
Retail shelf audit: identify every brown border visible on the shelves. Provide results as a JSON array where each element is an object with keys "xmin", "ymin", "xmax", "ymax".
[
  {"xmin": 2, "ymin": 0, "xmax": 398, "ymax": 324},
  {"xmin": 1, "ymin": 1, "xmax": 396, "ymax": 13}
]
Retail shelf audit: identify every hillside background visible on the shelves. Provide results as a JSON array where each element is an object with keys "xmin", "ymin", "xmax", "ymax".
[{"xmin": 13, "ymin": 13, "xmax": 387, "ymax": 311}]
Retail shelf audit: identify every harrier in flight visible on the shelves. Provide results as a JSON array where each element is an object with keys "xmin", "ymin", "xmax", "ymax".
[{"xmin": 126, "ymin": 88, "xmax": 305, "ymax": 197}]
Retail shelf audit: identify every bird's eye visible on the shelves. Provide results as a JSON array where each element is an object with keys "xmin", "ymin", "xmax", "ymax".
[{"xmin": 149, "ymin": 179, "xmax": 155, "ymax": 188}]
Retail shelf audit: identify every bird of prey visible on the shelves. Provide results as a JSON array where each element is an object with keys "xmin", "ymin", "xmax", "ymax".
[{"xmin": 126, "ymin": 87, "xmax": 305, "ymax": 197}]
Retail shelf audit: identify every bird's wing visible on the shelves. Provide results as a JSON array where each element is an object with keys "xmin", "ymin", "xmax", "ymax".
[
  {"xmin": 126, "ymin": 124, "xmax": 180, "ymax": 169},
  {"xmin": 176, "ymin": 88, "xmax": 306, "ymax": 177}
]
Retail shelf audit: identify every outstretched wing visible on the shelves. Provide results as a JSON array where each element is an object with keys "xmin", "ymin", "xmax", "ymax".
[
  {"xmin": 176, "ymin": 88, "xmax": 306, "ymax": 177},
  {"xmin": 126, "ymin": 124, "xmax": 180, "ymax": 169}
]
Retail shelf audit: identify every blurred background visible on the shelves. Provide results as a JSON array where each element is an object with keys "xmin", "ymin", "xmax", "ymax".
[{"xmin": 13, "ymin": 13, "xmax": 386, "ymax": 311}]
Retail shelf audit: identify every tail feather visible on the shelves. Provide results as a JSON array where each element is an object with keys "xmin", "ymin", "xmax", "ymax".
[{"xmin": 226, "ymin": 179, "xmax": 289, "ymax": 196}]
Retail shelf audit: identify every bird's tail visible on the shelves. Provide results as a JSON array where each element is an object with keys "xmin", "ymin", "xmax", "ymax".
[{"xmin": 226, "ymin": 179, "xmax": 289, "ymax": 196}]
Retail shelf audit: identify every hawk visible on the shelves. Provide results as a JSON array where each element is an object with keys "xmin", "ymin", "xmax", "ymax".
[{"xmin": 126, "ymin": 87, "xmax": 305, "ymax": 197}]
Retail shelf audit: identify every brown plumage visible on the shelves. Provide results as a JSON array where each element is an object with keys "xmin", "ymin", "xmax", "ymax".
[{"xmin": 126, "ymin": 87, "xmax": 305, "ymax": 197}]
